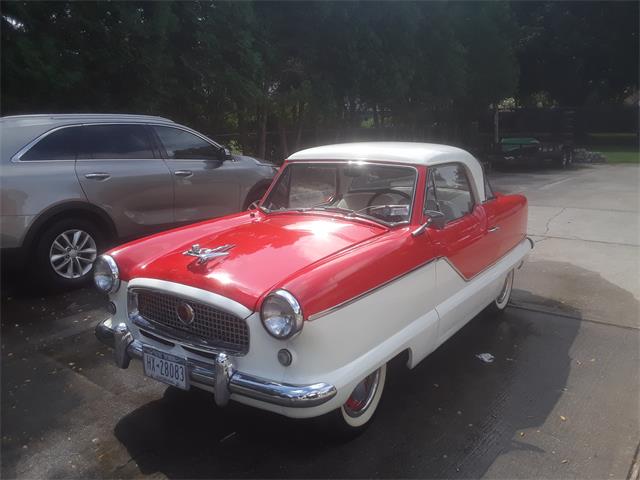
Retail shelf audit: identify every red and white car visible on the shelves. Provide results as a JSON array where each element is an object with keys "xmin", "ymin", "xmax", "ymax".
[{"xmin": 95, "ymin": 142, "xmax": 531, "ymax": 435}]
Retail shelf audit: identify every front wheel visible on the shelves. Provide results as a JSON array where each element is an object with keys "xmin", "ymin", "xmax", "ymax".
[
  {"xmin": 322, "ymin": 364, "xmax": 387, "ymax": 439},
  {"xmin": 32, "ymin": 217, "xmax": 104, "ymax": 291}
]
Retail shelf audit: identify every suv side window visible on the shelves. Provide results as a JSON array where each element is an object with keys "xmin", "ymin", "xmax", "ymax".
[
  {"xmin": 154, "ymin": 126, "xmax": 221, "ymax": 160},
  {"xmin": 79, "ymin": 124, "xmax": 155, "ymax": 159},
  {"xmin": 21, "ymin": 126, "xmax": 84, "ymax": 161},
  {"xmin": 426, "ymin": 163, "xmax": 475, "ymax": 223}
]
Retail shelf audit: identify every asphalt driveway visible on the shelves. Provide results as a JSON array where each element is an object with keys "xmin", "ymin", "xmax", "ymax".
[{"xmin": 2, "ymin": 163, "xmax": 639, "ymax": 479}]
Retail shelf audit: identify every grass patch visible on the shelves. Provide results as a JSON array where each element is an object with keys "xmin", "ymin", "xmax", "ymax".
[{"xmin": 586, "ymin": 145, "xmax": 639, "ymax": 164}]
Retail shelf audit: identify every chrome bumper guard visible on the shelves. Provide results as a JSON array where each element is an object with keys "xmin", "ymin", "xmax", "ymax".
[{"xmin": 95, "ymin": 318, "xmax": 337, "ymax": 408}]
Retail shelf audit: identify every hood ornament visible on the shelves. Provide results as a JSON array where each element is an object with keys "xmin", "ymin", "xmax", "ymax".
[{"xmin": 183, "ymin": 243, "xmax": 234, "ymax": 265}]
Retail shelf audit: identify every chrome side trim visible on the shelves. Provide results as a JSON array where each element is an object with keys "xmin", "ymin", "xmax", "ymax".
[
  {"xmin": 440, "ymin": 235, "xmax": 531, "ymax": 283},
  {"xmin": 95, "ymin": 318, "xmax": 337, "ymax": 408},
  {"xmin": 308, "ymin": 236, "xmax": 533, "ymax": 321},
  {"xmin": 308, "ymin": 257, "xmax": 437, "ymax": 321}
]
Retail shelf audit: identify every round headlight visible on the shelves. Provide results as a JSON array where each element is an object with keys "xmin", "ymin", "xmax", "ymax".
[
  {"xmin": 93, "ymin": 255, "xmax": 120, "ymax": 294},
  {"xmin": 260, "ymin": 289, "xmax": 303, "ymax": 339}
]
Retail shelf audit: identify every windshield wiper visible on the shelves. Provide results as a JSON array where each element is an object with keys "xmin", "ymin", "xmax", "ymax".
[
  {"xmin": 307, "ymin": 205, "xmax": 355, "ymax": 214},
  {"xmin": 348, "ymin": 204, "xmax": 409, "ymax": 216}
]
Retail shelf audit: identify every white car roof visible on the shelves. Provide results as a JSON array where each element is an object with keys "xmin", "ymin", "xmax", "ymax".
[{"xmin": 287, "ymin": 142, "xmax": 486, "ymax": 201}]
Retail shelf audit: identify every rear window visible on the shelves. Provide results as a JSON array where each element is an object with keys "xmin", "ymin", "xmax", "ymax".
[
  {"xmin": 79, "ymin": 125, "xmax": 155, "ymax": 159},
  {"xmin": 21, "ymin": 127, "xmax": 84, "ymax": 161}
]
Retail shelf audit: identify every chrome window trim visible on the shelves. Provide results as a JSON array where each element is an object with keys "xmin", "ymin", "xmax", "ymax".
[
  {"xmin": 11, "ymin": 121, "xmax": 223, "ymax": 163},
  {"xmin": 11, "ymin": 124, "xmax": 84, "ymax": 163},
  {"xmin": 263, "ymin": 160, "xmax": 419, "ymax": 228}
]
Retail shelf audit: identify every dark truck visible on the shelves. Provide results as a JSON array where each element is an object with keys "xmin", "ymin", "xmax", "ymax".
[{"xmin": 482, "ymin": 108, "xmax": 575, "ymax": 169}]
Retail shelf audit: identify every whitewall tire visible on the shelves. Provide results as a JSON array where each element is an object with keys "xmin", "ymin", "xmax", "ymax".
[
  {"xmin": 322, "ymin": 363, "xmax": 387, "ymax": 438},
  {"xmin": 488, "ymin": 269, "xmax": 514, "ymax": 314}
]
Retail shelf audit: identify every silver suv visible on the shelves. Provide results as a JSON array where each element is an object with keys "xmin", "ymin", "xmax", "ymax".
[{"xmin": 0, "ymin": 114, "xmax": 277, "ymax": 289}]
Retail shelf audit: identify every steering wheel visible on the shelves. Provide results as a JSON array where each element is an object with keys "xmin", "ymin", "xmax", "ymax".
[{"xmin": 367, "ymin": 189, "xmax": 411, "ymax": 207}]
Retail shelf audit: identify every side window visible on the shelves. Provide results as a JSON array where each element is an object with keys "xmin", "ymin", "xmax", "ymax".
[
  {"xmin": 79, "ymin": 125, "xmax": 155, "ymax": 159},
  {"xmin": 21, "ymin": 127, "xmax": 84, "ymax": 161},
  {"xmin": 484, "ymin": 174, "xmax": 495, "ymax": 200},
  {"xmin": 426, "ymin": 164, "xmax": 475, "ymax": 223},
  {"xmin": 154, "ymin": 126, "xmax": 221, "ymax": 160}
]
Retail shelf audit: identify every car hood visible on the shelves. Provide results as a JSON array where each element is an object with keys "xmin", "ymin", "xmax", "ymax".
[{"xmin": 110, "ymin": 212, "xmax": 386, "ymax": 311}]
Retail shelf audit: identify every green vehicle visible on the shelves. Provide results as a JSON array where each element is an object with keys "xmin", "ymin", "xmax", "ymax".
[{"xmin": 494, "ymin": 136, "xmax": 573, "ymax": 169}]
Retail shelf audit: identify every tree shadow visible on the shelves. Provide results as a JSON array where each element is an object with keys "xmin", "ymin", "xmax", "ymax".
[{"xmin": 109, "ymin": 292, "xmax": 581, "ymax": 479}]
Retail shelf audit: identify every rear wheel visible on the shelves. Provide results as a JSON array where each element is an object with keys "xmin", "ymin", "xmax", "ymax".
[
  {"xmin": 486, "ymin": 269, "xmax": 514, "ymax": 314},
  {"xmin": 32, "ymin": 217, "xmax": 105, "ymax": 290},
  {"xmin": 322, "ymin": 364, "xmax": 387, "ymax": 439}
]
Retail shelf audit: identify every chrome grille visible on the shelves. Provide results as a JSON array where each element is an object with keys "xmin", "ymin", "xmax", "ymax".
[{"xmin": 134, "ymin": 289, "xmax": 249, "ymax": 354}]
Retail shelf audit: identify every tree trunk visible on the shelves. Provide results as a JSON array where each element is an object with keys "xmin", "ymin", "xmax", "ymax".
[
  {"xmin": 238, "ymin": 108, "xmax": 248, "ymax": 155},
  {"xmin": 278, "ymin": 108, "xmax": 289, "ymax": 158},
  {"xmin": 258, "ymin": 104, "xmax": 267, "ymax": 160},
  {"xmin": 295, "ymin": 101, "xmax": 305, "ymax": 150}
]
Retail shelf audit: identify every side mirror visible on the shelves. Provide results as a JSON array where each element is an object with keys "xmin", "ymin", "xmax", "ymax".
[
  {"xmin": 425, "ymin": 210, "xmax": 446, "ymax": 229},
  {"xmin": 411, "ymin": 210, "xmax": 446, "ymax": 237},
  {"xmin": 218, "ymin": 147, "xmax": 233, "ymax": 161}
]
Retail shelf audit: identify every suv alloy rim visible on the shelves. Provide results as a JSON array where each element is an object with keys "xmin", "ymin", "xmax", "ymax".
[
  {"xmin": 343, "ymin": 368, "xmax": 382, "ymax": 417},
  {"xmin": 49, "ymin": 229, "xmax": 98, "ymax": 279}
]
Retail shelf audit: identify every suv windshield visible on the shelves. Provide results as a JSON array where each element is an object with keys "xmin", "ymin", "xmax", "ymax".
[{"xmin": 262, "ymin": 162, "xmax": 417, "ymax": 225}]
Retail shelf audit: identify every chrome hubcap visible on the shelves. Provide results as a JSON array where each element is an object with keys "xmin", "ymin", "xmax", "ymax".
[
  {"xmin": 49, "ymin": 229, "xmax": 97, "ymax": 279},
  {"xmin": 343, "ymin": 368, "xmax": 381, "ymax": 418}
]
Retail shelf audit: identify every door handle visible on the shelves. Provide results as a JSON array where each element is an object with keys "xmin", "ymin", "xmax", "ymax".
[
  {"xmin": 84, "ymin": 173, "xmax": 110, "ymax": 180},
  {"xmin": 488, "ymin": 226, "xmax": 500, "ymax": 233},
  {"xmin": 174, "ymin": 170, "xmax": 193, "ymax": 177}
]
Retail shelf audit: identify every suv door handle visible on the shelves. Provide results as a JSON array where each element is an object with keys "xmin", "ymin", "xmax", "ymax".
[
  {"xmin": 174, "ymin": 170, "xmax": 193, "ymax": 177},
  {"xmin": 488, "ymin": 226, "xmax": 500, "ymax": 233},
  {"xmin": 84, "ymin": 173, "xmax": 111, "ymax": 180}
]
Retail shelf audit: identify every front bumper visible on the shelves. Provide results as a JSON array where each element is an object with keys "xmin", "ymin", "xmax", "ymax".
[{"xmin": 95, "ymin": 318, "xmax": 337, "ymax": 409}]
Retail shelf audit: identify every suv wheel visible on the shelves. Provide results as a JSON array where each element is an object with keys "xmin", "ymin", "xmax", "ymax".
[{"xmin": 33, "ymin": 218, "xmax": 104, "ymax": 290}]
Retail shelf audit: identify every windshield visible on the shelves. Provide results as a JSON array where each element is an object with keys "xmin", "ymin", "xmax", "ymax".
[{"xmin": 262, "ymin": 162, "xmax": 417, "ymax": 225}]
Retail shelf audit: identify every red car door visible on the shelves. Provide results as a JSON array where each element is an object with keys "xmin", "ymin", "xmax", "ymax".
[
  {"xmin": 424, "ymin": 163, "xmax": 494, "ymax": 343},
  {"xmin": 481, "ymin": 184, "xmax": 527, "ymax": 263},
  {"xmin": 424, "ymin": 163, "xmax": 489, "ymax": 279}
]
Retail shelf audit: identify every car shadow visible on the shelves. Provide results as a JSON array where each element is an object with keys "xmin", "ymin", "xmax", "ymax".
[{"xmin": 109, "ymin": 293, "xmax": 581, "ymax": 479}]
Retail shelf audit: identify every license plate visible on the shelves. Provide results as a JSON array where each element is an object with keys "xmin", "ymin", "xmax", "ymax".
[{"xmin": 142, "ymin": 347, "xmax": 189, "ymax": 390}]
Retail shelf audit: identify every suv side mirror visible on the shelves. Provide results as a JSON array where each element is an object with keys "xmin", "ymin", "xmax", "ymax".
[
  {"xmin": 424, "ymin": 209, "xmax": 446, "ymax": 229},
  {"xmin": 218, "ymin": 147, "xmax": 233, "ymax": 161}
]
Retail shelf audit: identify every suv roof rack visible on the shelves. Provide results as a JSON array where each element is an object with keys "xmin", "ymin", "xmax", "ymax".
[{"xmin": 1, "ymin": 113, "xmax": 175, "ymax": 123}]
